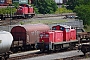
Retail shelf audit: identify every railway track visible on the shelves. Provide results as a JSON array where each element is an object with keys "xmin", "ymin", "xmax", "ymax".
[
  {"xmin": 1, "ymin": 13, "xmax": 85, "ymax": 60},
  {"xmin": 0, "ymin": 13, "xmax": 75, "ymax": 26},
  {"xmin": 7, "ymin": 46, "xmax": 78, "ymax": 60},
  {"xmin": 0, "ymin": 18, "xmax": 28, "ymax": 26},
  {"xmin": 8, "ymin": 51, "xmax": 50, "ymax": 60},
  {"xmin": 63, "ymin": 55, "xmax": 88, "ymax": 60},
  {"xmin": 7, "ymin": 40, "xmax": 90, "ymax": 60},
  {"xmin": 7, "ymin": 49, "xmax": 89, "ymax": 60}
]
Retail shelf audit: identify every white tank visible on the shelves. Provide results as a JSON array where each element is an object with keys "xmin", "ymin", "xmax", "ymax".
[{"xmin": 0, "ymin": 31, "xmax": 13, "ymax": 54}]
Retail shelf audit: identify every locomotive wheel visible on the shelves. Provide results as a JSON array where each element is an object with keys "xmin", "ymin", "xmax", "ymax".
[
  {"xmin": 28, "ymin": 46, "xmax": 31, "ymax": 50},
  {"xmin": 0, "ymin": 57, "xmax": 7, "ymax": 60},
  {"xmin": 40, "ymin": 49, "xmax": 45, "ymax": 52},
  {"xmin": 69, "ymin": 43, "xmax": 76, "ymax": 50},
  {"xmin": 21, "ymin": 47, "xmax": 25, "ymax": 51},
  {"xmin": 25, "ymin": 46, "xmax": 29, "ymax": 51}
]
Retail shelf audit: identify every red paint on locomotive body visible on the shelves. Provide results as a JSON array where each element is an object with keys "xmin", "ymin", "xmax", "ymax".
[
  {"xmin": 29, "ymin": 7, "xmax": 34, "ymax": 13},
  {"xmin": 39, "ymin": 30, "xmax": 63, "ymax": 43},
  {"xmin": 16, "ymin": 6, "xmax": 28, "ymax": 15},
  {"xmin": 36, "ymin": 25, "xmax": 78, "ymax": 51},
  {"xmin": 52, "ymin": 25, "xmax": 60, "ymax": 30},
  {"xmin": 16, "ymin": 4, "xmax": 34, "ymax": 15},
  {"xmin": 52, "ymin": 25, "xmax": 71, "ymax": 41},
  {"xmin": 39, "ymin": 31, "xmax": 54, "ymax": 43},
  {"xmin": 70, "ymin": 29, "xmax": 76, "ymax": 40},
  {"xmin": 54, "ymin": 31, "xmax": 63, "ymax": 42}
]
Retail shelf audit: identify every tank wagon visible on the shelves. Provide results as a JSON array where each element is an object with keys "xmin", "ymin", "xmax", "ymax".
[
  {"xmin": 0, "ymin": 31, "xmax": 13, "ymax": 60},
  {"xmin": 10, "ymin": 24, "xmax": 50, "ymax": 52},
  {"xmin": 36, "ymin": 25, "xmax": 79, "ymax": 52}
]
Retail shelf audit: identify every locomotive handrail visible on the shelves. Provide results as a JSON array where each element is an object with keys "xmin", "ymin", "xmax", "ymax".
[{"xmin": 54, "ymin": 40, "xmax": 78, "ymax": 44}]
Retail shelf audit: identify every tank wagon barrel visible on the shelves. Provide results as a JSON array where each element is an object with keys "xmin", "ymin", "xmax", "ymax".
[
  {"xmin": 10, "ymin": 24, "xmax": 50, "ymax": 53},
  {"xmin": 0, "ymin": 31, "xmax": 13, "ymax": 60}
]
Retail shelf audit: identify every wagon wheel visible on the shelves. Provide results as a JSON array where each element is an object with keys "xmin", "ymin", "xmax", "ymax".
[
  {"xmin": 20, "ymin": 47, "xmax": 25, "ymax": 51},
  {"xmin": 4, "ymin": 57, "xmax": 8, "ymax": 60},
  {"xmin": 12, "ymin": 47, "xmax": 18, "ymax": 53},
  {"xmin": 0, "ymin": 57, "xmax": 6, "ymax": 60},
  {"xmin": 81, "ymin": 46, "xmax": 87, "ymax": 56}
]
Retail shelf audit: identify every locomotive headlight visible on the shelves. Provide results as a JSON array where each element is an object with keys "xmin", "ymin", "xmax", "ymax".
[
  {"xmin": 40, "ymin": 34, "xmax": 43, "ymax": 37},
  {"xmin": 46, "ymin": 34, "xmax": 49, "ymax": 37}
]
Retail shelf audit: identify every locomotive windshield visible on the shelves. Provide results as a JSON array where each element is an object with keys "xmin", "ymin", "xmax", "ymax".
[
  {"xmin": 60, "ymin": 27, "xmax": 64, "ymax": 31},
  {"xmin": 66, "ymin": 28, "xmax": 70, "ymax": 32},
  {"xmin": 52, "ymin": 27, "xmax": 56, "ymax": 30}
]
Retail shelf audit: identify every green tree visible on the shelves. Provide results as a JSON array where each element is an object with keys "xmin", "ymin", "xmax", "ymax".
[
  {"xmin": 55, "ymin": 8, "xmax": 73, "ymax": 14},
  {"xmin": 66, "ymin": 0, "xmax": 90, "ymax": 25},
  {"xmin": 0, "ymin": 6, "xmax": 16, "ymax": 15},
  {"xmin": 66, "ymin": 0, "xmax": 78, "ymax": 10},
  {"xmin": 66, "ymin": 0, "xmax": 90, "ymax": 10},
  {"xmin": 12, "ymin": 2, "xmax": 19, "ymax": 9},
  {"xmin": 74, "ymin": 5, "xmax": 90, "ymax": 25},
  {"xmin": 33, "ymin": 0, "xmax": 58, "ymax": 14}
]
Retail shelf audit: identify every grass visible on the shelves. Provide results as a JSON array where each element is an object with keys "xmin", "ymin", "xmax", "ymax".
[
  {"xmin": 84, "ymin": 25, "xmax": 90, "ymax": 32},
  {"xmin": 23, "ymin": 19, "xmax": 68, "ymax": 25}
]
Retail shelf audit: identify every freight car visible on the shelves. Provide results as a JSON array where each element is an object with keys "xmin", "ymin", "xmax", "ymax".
[
  {"xmin": 77, "ymin": 32, "xmax": 90, "ymax": 55},
  {"xmin": 0, "ymin": 31, "xmax": 13, "ymax": 60},
  {"xmin": 36, "ymin": 25, "xmax": 79, "ymax": 52},
  {"xmin": 0, "ymin": 0, "xmax": 12, "ymax": 6},
  {"xmin": 10, "ymin": 24, "xmax": 50, "ymax": 53}
]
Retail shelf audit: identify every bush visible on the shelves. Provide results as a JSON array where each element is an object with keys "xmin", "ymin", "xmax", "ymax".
[
  {"xmin": 0, "ymin": 6, "xmax": 16, "ymax": 14},
  {"xmin": 55, "ymin": 8, "xmax": 73, "ymax": 14},
  {"xmin": 20, "ymin": 22, "xmax": 24, "ymax": 25}
]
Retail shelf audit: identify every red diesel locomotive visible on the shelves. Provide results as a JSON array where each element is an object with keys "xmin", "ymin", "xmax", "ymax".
[
  {"xmin": 15, "ymin": 4, "xmax": 35, "ymax": 18},
  {"xmin": 36, "ymin": 25, "xmax": 78, "ymax": 52}
]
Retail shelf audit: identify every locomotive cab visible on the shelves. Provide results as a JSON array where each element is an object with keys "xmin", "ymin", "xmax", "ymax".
[
  {"xmin": 52, "ymin": 25, "xmax": 71, "ymax": 41},
  {"xmin": 36, "ymin": 31, "xmax": 54, "ymax": 51},
  {"xmin": 36, "ymin": 30, "xmax": 63, "ymax": 52}
]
